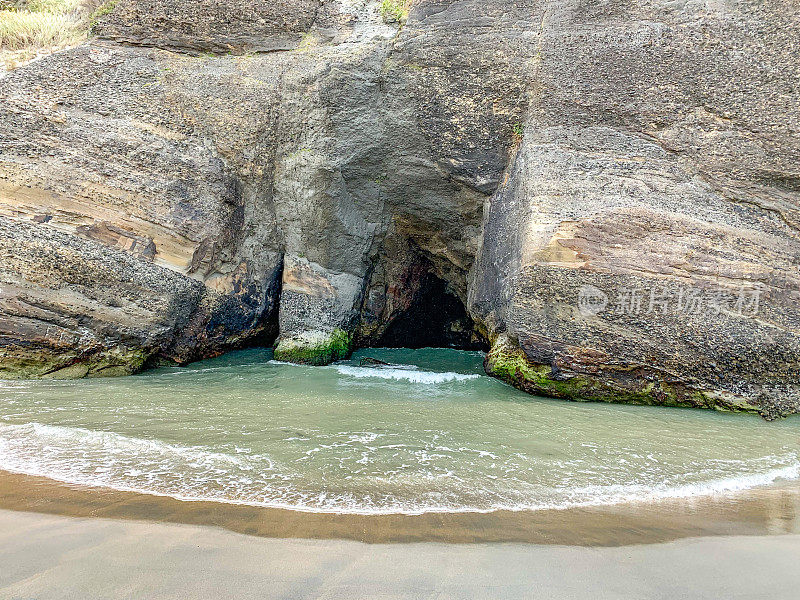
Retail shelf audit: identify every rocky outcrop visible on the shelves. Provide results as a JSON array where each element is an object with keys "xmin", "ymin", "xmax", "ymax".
[
  {"xmin": 1, "ymin": 0, "xmax": 798, "ymax": 417},
  {"xmin": 470, "ymin": 0, "xmax": 800, "ymax": 418},
  {"xmin": 94, "ymin": 0, "xmax": 321, "ymax": 55}
]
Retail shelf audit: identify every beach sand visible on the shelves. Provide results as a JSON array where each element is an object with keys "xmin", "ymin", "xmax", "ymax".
[
  {"xmin": 1, "ymin": 508, "xmax": 800, "ymax": 599},
  {"xmin": 0, "ymin": 470, "xmax": 799, "ymax": 545},
  {"xmin": 2, "ymin": 470, "xmax": 800, "ymax": 598}
]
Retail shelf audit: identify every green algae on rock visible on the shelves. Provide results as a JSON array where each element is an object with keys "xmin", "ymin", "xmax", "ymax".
[
  {"xmin": 273, "ymin": 329, "xmax": 352, "ymax": 366},
  {"xmin": 0, "ymin": 346, "xmax": 154, "ymax": 380},
  {"xmin": 485, "ymin": 335, "xmax": 763, "ymax": 417}
]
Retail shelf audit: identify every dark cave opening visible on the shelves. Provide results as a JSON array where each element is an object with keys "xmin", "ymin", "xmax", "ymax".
[{"xmin": 376, "ymin": 273, "xmax": 488, "ymax": 352}]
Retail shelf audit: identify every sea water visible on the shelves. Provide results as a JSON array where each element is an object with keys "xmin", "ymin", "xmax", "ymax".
[{"xmin": 0, "ymin": 348, "xmax": 798, "ymax": 515}]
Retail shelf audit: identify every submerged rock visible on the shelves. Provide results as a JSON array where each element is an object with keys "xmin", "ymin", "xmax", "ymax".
[
  {"xmin": 359, "ymin": 357, "xmax": 391, "ymax": 367},
  {"xmin": 0, "ymin": 0, "xmax": 798, "ymax": 417}
]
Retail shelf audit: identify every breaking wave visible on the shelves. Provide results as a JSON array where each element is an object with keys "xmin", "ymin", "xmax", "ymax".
[
  {"xmin": 334, "ymin": 365, "xmax": 480, "ymax": 384},
  {"xmin": 0, "ymin": 420, "xmax": 797, "ymax": 516}
]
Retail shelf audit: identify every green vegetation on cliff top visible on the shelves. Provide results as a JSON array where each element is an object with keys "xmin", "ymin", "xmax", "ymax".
[{"xmin": 0, "ymin": 0, "xmax": 101, "ymax": 69}]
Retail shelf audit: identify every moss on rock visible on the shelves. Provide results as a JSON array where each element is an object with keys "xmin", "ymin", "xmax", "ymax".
[
  {"xmin": 485, "ymin": 335, "xmax": 762, "ymax": 415},
  {"xmin": 0, "ymin": 345, "xmax": 153, "ymax": 379},
  {"xmin": 273, "ymin": 329, "xmax": 352, "ymax": 366},
  {"xmin": 84, "ymin": 346, "xmax": 152, "ymax": 377}
]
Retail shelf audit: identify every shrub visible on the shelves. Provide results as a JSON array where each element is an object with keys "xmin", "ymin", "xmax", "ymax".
[{"xmin": 379, "ymin": 0, "xmax": 414, "ymax": 24}]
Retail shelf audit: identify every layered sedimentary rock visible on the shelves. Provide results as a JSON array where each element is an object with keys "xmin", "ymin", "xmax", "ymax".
[
  {"xmin": 0, "ymin": 0, "xmax": 798, "ymax": 417},
  {"xmin": 94, "ymin": 0, "xmax": 321, "ymax": 54},
  {"xmin": 470, "ymin": 0, "xmax": 800, "ymax": 418}
]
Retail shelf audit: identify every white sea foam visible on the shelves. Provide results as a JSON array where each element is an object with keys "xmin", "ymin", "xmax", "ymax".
[
  {"xmin": 1, "ymin": 420, "xmax": 798, "ymax": 516},
  {"xmin": 267, "ymin": 360, "xmax": 310, "ymax": 367},
  {"xmin": 334, "ymin": 365, "xmax": 480, "ymax": 384},
  {"xmin": 266, "ymin": 357, "xmax": 482, "ymax": 384},
  {"xmin": 0, "ymin": 421, "xmax": 260, "ymax": 468},
  {"xmin": 560, "ymin": 463, "xmax": 800, "ymax": 508}
]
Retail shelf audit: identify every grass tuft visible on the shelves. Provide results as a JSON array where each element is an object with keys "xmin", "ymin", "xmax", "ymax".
[
  {"xmin": 88, "ymin": 0, "xmax": 114, "ymax": 28},
  {"xmin": 0, "ymin": 0, "xmax": 101, "ymax": 69},
  {"xmin": 379, "ymin": 0, "xmax": 414, "ymax": 24},
  {"xmin": 511, "ymin": 122, "xmax": 525, "ymax": 145}
]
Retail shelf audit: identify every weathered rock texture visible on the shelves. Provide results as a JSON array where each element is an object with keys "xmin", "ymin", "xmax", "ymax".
[
  {"xmin": 94, "ymin": 0, "xmax": 321, "ymax": 54},
  {"xmin": 1, "ymin": 0, "xmax": 798, "ymax": 417}
]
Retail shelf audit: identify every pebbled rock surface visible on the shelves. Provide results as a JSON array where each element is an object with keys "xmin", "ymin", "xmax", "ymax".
[
  {"xmin": 1, "ymin": 0, "xmax": 798, "ymax": 417},
  {"xmin": 94, "ymin": 0, "xmax": 322, "ymax": 55}
]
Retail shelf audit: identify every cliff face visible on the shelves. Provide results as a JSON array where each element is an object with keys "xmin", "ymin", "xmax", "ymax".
[{"xmin": 1, "ymin": 0, "xmax": 798, "ymax": 417}]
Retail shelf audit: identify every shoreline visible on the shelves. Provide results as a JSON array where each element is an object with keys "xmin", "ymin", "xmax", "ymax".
[
  {"xmin": 2, "ymin": 509, "xmax": 800, "ymax": 600},
  {"xmin": 1, "ymin": 469, "xmax": 798, "ymax": 546}
]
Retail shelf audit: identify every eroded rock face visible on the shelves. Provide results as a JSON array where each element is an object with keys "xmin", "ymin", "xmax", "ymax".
[
  {"xmin": 470, "ymin": 0, "xmax": 800, "ymax": 417},
  {"xmin": 1, "ymin": 0, "xmax": 798, "ymax": 416},
  {"xmin": 94, "ymin": 0, "xmax": 321, "ymax": 54},
  {"xmin": 0, "ymin": 218, "xmax": 203, "ymax": 377}
]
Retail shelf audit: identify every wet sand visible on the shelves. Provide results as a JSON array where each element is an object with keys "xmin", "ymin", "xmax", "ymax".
[
  {"xmin": 2, "ymin": 507, "xmax": 800, "ymax": 599},
  {"xmin": 3, "ymin": 470, "xmax": 800, "ymax": 598},
  {"xmin": 1, "ymin": 469, "xmax": 799, "ymax": 545}
]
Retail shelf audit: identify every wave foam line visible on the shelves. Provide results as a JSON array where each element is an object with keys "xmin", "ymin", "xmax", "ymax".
[
  {"xmin": 334, "ymin": 365, "xmax": 480, "ymax": 384},
  {"xmin": 0, "ymin": 421, "xmax": 798, "ymax": 516},
  {"xmin": 562, "ymin": 462, "xmax": 800, "ymax": 509},
  {"xmin": 2, "ymin": 460, "xmax": 798, "ymax": 517},
  {"xmin": 0, "ymin": 421, "xmax": 264, "ymax": 468}
]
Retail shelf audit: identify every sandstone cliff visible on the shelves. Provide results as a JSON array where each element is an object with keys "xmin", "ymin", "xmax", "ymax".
[{"xmin": 1, "ymin": 0, "xmax": 798, "ymax": 417}]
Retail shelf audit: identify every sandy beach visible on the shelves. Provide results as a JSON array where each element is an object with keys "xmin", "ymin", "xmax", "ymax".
[
  {"xmin": 0, "ymin": 507, "xmax": 799, "ymax": 600},
  {"xmin": 1, "ymin": 470, "xmax": 799, "ymax": 545},
  {"xmin": 0, "ymin": 470, "xmax": 799, "ymax": 598}
]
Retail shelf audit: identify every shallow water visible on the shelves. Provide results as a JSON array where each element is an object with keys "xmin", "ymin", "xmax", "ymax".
[{"xmin": 0, "ymin": 348, "xmax": 798, "ymax": 515}]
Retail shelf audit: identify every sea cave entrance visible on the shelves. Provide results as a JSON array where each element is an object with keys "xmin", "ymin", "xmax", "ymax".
[{"xmin": 374, "ymin": 272, "xmax": 488, "ymax": 352}]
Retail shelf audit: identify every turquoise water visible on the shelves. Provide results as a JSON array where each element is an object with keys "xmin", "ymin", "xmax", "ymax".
[{"xmin": 0, "ymin": 348, "xmax": 798, "ymax": 514}]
